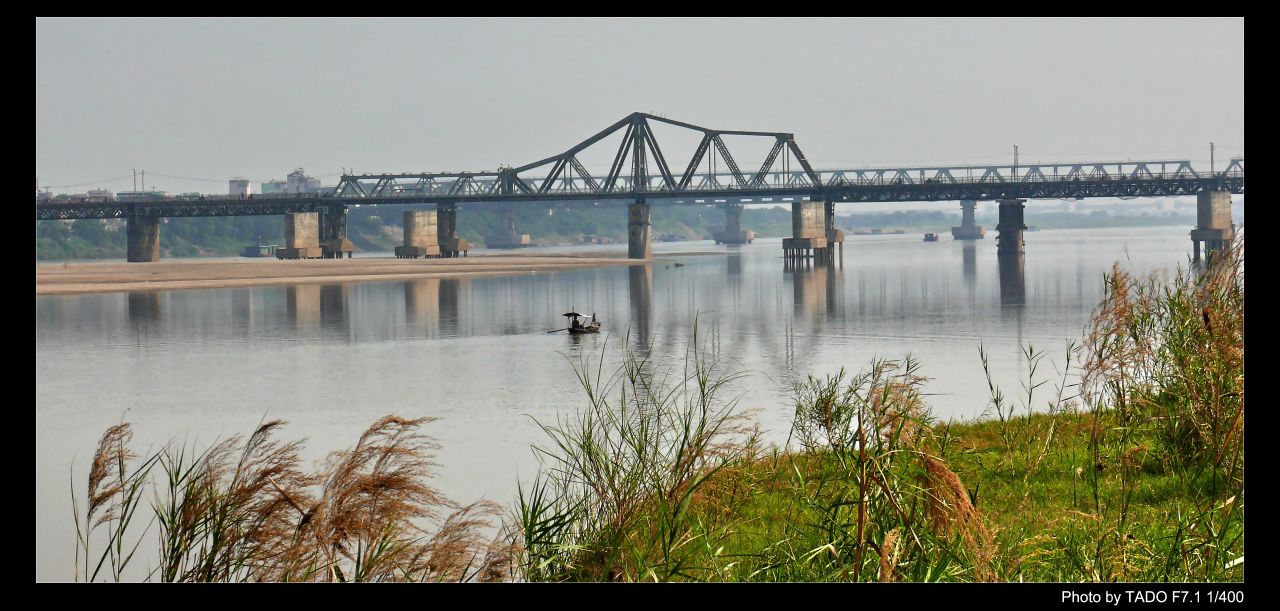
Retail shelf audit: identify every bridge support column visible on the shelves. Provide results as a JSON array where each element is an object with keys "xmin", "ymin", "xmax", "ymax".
[
  {"xmin": 437, "ymin": 203, "xmax": 470, "ymax": 258},
  {"xmin": 487, "ymin": 205, "xmax": 531, "ymax": 248},
  {"xmin": 126, "ymin": 214, "xmax": 160, "ymax": 262},
  {"xmin": 395, "ymin": 210, "xmax": 441, "ymax": 258},
  {"xmin": 713, "ymin": 203, "xmax": 753, "ymax": 245},
  {"xmin": 628, "ymin": 200, "xmax": 652, "ymax": 260},
  {"xmin": 1191, "ymin": 190, "xmax": 1234, "ymax": 263},
  {"xmin": 824, "ymin": 200, "xmax": 844, "ymax": 263},
  {"xmin": 952, "ymin": 200, "xmax": 986, "ymax": 240},
  {"xmin": 782, "ymin": 200, "xmax": 827, "ymax": 263},
  {"xmin": 320, "ymin": 206, "xmax": 355, "ymax": 259},
  {"xmin": 276, "ymin": 212, "xmax": 323, "ymax": 259},
  {"xmin": 996, "ymin": 198, "xmax": 1026, "ymax": 256}
]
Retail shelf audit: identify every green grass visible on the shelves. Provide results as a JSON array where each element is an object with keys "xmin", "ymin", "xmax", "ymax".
[{"xmin": 511, "ymin": 237, "xmax": 1245, "ymax": 582}]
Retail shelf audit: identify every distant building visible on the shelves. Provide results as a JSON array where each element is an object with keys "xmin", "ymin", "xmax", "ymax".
[
  {"xmin": 229, "ymin": 178, "xmax": 252, "ymax": 197},
  {"xmin": 260, "ymin": 179, "xmax": 288, "ymax": 194},
  {"xmin": 260, "ymin": 168, "xmax": 326, "ymax": 195},
  {"xmin": 286, "ymin": 168, "xmax": 322, "ymax": 194}
]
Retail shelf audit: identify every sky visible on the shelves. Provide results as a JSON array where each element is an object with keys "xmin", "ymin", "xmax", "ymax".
[{"xmin": 36, "ymin": 17, "xmax": 1244, "ymax": 201}]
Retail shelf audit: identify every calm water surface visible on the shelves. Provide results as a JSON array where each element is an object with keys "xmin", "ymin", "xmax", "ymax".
[{"xmin": 35, "ymin": 226, "xmax": 1196, "ymax": 580}]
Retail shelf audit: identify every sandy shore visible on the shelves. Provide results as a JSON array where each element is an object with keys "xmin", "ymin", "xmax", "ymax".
[{"xmin": 35, "ymin": 253, "xmax": 664, "ymax": 295}]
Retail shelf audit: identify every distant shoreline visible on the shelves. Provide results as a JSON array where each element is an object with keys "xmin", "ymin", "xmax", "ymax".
[{"xmin": 34, "ymin": 254, "xmax": 657, "ymax": 296}]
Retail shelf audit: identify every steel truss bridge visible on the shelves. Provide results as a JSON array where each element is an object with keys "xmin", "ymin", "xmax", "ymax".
[{"xmin": 36, "ymin": 112, "xmax": 1244, "ymax": 221}]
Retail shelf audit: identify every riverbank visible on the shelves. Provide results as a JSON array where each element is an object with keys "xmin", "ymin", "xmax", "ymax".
[
  {"xmin": 646, "ymin": 408, "xmax": 1244, "ymax": 582},
  {"xmin": 35, "ymin": 253, "xmax": 657, "ymax": 295}
]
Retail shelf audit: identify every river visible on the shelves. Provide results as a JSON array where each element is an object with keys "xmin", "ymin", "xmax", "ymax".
[{"xmin": 35, "ymin": 226, "xmax": 1199, "ymax": 581}]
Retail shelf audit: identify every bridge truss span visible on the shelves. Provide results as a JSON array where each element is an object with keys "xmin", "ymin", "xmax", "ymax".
[{"xmin": 37, "ymin": 113, "xmax": 1244, "ymax": 219}]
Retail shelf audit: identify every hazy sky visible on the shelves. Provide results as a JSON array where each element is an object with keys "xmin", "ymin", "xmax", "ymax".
[{"xmin": 36, "ymin": 18, "xmax": 1243, "ymax": 196}]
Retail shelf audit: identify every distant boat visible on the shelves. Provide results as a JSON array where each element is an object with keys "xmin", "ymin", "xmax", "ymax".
[
  {"xmin": 923, "ymin": 233, "xmax": 939, "ymax": 242},
  {"xmin": 241, "ymin": 239, "xmax": 278, "ymax": 258}
]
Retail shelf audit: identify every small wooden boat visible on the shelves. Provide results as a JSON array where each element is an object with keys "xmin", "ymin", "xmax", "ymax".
[
  {"xmin": 923, "ymin": 233, "xmax": 939, "ymax": 242},
  {"xmin": 561, "ymin": 311, "xmax": 601, "ymax": 334},
  {"xmin": 569, "ymin": 323, "xmax": 601, "ymax": 334}
]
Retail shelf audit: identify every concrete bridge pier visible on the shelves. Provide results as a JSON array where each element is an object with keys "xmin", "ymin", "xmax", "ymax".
[
  {"xmin": 628, "ymin": 200, "xmax": 652, "ymax": 259},
  {"xmin": 996, "ymin": 198, "xmax": 1027, "ymax": 256},
  {"xmin": 437, "ymin": 203, "xmax": 471, "ymax": 258},
  {"xmin": 713, "ymin": 203, "xmax": 754, "ymax": 245},
  {"xmin": 1191, "ymin": 190, "xmax": 1235, "ymax": 262},
  {"xmin": 782, "ymin": 200, "xmax": 827, "ymax": 263},
  {"xmin": 126, "ymin": 213, "xmax": 160, "ymax": 262},
  {"xmin": 824, "ymin": 200, "xmax": 845, "ymax": 263},
  {"xmin": 487, "ymin": 205, "xmax": 532, "ymax": 248},
  {"xmin": 395, "ymin": 210, "xmax": 442, "ymax": 258},
  {"xmin": 319, "ymin": 206, "xmax": 355, "ymax": 259},
  {"xmin": 276, "ymin": 212, "xmax": 324, "ymax": 259},
  {"xmin": 952, "ymin": 200, "xmax": 986, "ymax": 240}
]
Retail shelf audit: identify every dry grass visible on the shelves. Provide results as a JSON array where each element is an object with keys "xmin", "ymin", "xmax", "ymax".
[
  {"xmin": 919, "ymin": 453, "xmax": 994, "ymax": 581},
  {"xmin": 75, "ymin": 415, "xmax": 508, "ymax": 582},
  {"xmin": 85, "ymin": 424, "xmax": 136, "ymax": 527}
]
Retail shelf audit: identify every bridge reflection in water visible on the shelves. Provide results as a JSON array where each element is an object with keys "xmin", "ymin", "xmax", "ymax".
[
  {"xmin": 998, "ymin": 253, "xmax": 1026, "ymax": 309},
  {"xmin": 127, "ymin": 291, "xmax": 163, "ymax": 326},
  {"xmin": 788, "ymin": 261, "xmax": 844, "ymax": 320},
  {"xmin": 286, "ymin": 284, "xmax": 321, "ymax": 328},
  {"xmin": 320, "ymin": 285, "xmax": 349, "ymax": 330},
  {"xmin": 438, "ymin": 278, "xmax": 464, "ymax": 336},
  {"xmin": 963, "ymin": 242, "xmax": 977, "ymax": 289},
  {"xmin": 628, "ymin": 264, "xmax": 653, "ymax": 356},
  {"xmin": 403, "ymin": 278, "xmax": 440, "ymax": 333}
]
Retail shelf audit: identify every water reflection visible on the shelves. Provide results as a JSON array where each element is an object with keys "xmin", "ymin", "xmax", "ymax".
[
  {"xmin": 403, "ymin": 278, "xmax": 440, "ymax": 335},
  {"xmin": 628, "ymin": 264, "xmax": 653, "ymax": 353},
  {"xmin": 127, "ymin": 291, "xmax": 162, "ymax": 325},
  {"xmin": 962, "ymin": 242, "xmax": 977, "ymax": 289},
  {"xmin": 285, "ymin": 284, "xmax": 320, "ymax": 328},
  {"xmin": 319, "ymin": 284, "xmax": 348, "ymax": 330},
  {"xmin": 998, "ymin": 252, "xmax": 1026, "ymax": 308},
  {"xmin": 789, "ymin": 262, "xmax": 843, "ymax": 320},
  {"xmin": 440, "ymin": 278, "xmax": 464, "ymax": 336},
  {"xmin": 231, "ymin": 288, "xmax": 254, "ymax": 333},
  {"xmin": 727, "ymin": 251, "xmax": 743, "ymax": 278}
]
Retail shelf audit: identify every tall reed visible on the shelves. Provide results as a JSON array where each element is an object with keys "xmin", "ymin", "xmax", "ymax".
[
  {"xmin": 513, "ymin": 330, "xmax": 761, "ymax": 581},
  {"xmin": 1070, "ymin": 234, "xmax": 1244, "ymax": 580},
  {"xmin": 72, "ymin": 416, "xmax": 508, "ymax": 582},
  {"xmin": 781, "ymin": 357, "xmax": 995, "ymax": 581}
]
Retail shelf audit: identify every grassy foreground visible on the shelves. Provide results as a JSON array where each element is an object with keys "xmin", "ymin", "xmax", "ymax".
[
  {"xmin": 513, "ymin": 237, "xmax": 1244, "ymax": 583},
  {"xmin": 69, "ymin": 239, "xmax": 1243, "ymax": 582}
]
